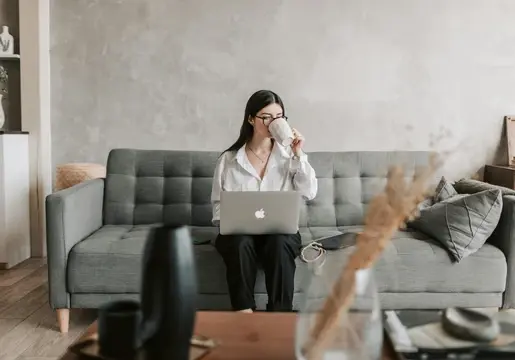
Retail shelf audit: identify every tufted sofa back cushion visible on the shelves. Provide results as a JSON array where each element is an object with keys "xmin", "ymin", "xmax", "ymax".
[
  {"xmin": 103, "ymin": 149, "xmax": 434, "ymax": 227},
  {"xmin": 297, "ymin": 151, "xmax": 434, "ymax": 227},
  {"xmin": 104, "ymin": 149, "xmax": 219, "ymax": 226}
]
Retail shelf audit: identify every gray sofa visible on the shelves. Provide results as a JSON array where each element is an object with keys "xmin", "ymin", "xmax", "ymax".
[{"xmin": 46, "ymin": 149, "xmax": 513, "ymax": 332}]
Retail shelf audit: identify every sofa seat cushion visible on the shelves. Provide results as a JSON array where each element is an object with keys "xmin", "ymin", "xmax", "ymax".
[
  {"xmin": 67, "ymin": 225, "xmax": 219, "ymax": 293},
  {"xmin": 374, "ymin": 236, "xmax": 506, "ymax": 293},
  {"xmin": 289, "ymin": 227, "xmax": 506, "ymax": 294},
  {"xmin": 68, "ymin": 226, "xmax": 507, "ymax": 296}
]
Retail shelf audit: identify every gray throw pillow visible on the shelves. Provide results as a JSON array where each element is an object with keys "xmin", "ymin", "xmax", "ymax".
[
  {"xmin": 417, "ymin": 198, "xmax": 433, "ymax": 210},
  {"xmin": 409, "ymin": 189, "xmax": 503, "ymax": 262},
  {"xmin": 453, "ymin": 178, "xmax": 515, "ymax": 196},
  {"xmin": 433, "ymin": 176, "xmax": 458, "ymax": 203}
]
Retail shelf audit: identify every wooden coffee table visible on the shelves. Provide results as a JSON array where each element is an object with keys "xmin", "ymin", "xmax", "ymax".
[{"xmin": 60, "ymin": 311, "xmax": 398, "ymax": 359}]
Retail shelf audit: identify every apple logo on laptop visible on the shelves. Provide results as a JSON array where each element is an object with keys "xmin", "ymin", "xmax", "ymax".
[{"xmin": 255, "ymin": 208, "xmax": 266, "ymax": 219}]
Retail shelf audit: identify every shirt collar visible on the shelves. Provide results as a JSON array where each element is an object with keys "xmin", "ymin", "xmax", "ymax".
[
  {"xmin": 235, "ymin": 145, "xmax": 246, "ymax": 164},
  {"xmin": 234, "ymin": 144, "xmax": 258, "ymax": 178}
]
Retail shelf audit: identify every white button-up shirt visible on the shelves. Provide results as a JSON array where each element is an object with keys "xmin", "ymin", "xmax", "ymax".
[{"xmin": 211, "ymin": 143, "xmax": 318, "ymax": 225}]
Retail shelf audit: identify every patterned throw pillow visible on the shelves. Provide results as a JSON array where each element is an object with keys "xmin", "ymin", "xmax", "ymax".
[
  {"xmin": 433, "ymin": 176, "xmax": 458, "ymax": 203},
  {"xmin": 410, "ymin": 180, "xmax": 503, "ymax": 262}
]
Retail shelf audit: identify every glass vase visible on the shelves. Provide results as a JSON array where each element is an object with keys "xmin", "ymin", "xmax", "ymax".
[{"xmin": 295, "ymin": 263, "xmax": 383, "ymax": 360}]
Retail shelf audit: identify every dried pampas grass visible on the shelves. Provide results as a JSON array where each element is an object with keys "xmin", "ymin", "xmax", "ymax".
[{"xmin": 302, "ymin": 157, "xmax": 438, "ymax": 360}]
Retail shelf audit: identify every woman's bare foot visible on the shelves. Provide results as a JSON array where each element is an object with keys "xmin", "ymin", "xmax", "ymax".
[{"xmin": 238, "ymin": 309, "xmax": 253, "ymax": 313}]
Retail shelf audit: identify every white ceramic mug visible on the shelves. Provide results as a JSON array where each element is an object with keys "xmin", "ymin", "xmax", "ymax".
[{"xmin": 268, "ymin": 117, "xmax": 294, "ymax": 147}]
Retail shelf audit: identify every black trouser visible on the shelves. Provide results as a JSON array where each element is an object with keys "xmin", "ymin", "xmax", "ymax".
[{"xmin": 215, "ymin": 232, "xmax": 302, "ymax": 312}]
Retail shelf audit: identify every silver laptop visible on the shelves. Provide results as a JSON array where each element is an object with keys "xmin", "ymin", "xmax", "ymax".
[{"xmin": 219, "ymin": 191, "xmax": 301, "ymax": 235}]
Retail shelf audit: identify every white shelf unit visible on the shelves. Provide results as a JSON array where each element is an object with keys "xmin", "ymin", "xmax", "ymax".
[
  {"xmin": 0, "ymin": 133, "xmax": 30, "ymax": 268},
  {"xmin": 0, "ymin": 54, "xmax": 20, "ymax": 60}
]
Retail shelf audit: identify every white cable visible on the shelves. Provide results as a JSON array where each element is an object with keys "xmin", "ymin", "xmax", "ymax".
[{"xmin": 300, "ymin": 240, "xmax": 327, "ymax": 275}]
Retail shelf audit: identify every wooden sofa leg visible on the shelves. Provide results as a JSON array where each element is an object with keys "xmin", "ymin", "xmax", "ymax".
[{"xmin": 57, "ymin": 308, "xmax": 70, "ymax": 333}]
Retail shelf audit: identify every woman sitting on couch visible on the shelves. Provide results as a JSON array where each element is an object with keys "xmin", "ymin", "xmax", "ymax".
[{"xmin": 210, "ymin": 89, "xmax": 318, "ymax": 313}]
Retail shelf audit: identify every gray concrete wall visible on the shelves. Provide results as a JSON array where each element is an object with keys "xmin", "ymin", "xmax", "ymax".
[{"xmin": 50, "ymin": 0, "xmax": 515, "ymax": 179}]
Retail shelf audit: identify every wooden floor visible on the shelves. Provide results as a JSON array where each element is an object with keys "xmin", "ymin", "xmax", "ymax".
[{"xmin": 0, "ymin": 258, "xmax": 95, "ymax": 360}]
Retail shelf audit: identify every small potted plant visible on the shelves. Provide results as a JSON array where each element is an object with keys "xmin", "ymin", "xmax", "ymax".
[{"xmin": 0, "ymin": 65, "xmax": 7, "ymax": 129}]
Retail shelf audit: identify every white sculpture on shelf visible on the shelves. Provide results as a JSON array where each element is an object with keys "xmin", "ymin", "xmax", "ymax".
[
  {"xmin": 0, "ymin": 26, "xmax": 14, "ymax": 55},
  {"xmin": 0, "ymin": 94, "xmax": 5, "ymax": 129},
  {"xmin": 0, "ymin": 65, "xmax": 6, "ymax": 129}
]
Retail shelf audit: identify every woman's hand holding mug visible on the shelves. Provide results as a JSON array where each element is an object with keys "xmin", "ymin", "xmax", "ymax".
[
  {"xmin": 268, "ymin": 118, "xmax": 305, "ymax": 157},
  {"xmin": 291, "ymin": 128, "xmax": 305, "ymax": 157}
]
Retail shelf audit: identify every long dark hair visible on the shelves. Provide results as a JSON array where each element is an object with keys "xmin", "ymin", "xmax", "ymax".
[{"xmin": 221, "ymin": 90, "xmax": 285, "ymax": 155}]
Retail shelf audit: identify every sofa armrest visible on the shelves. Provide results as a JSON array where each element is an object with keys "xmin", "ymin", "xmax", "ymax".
[
  {"xmin": 46, "ymin": 178, "xmax": 104, "ymax": 309},
  {"xmin": 489, "ymin": 195, "xmax": 515, "ymax": 309}
]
